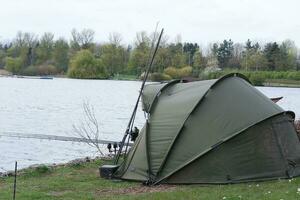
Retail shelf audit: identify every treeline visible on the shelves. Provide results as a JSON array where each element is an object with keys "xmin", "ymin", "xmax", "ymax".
[{"xmin": 0, "ymin": 29, "xmax": 300, "ymax": 79}]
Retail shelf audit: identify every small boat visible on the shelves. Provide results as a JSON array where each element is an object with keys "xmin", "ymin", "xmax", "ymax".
[
  {"xmin": 270, "ymin": 96, "xmax": 283, "ymax": 103},
  {"xmin": 15, "ymin": 75, "xmax": 53, "ymax": 80},
  {"xmin": 40, "ymin": 76, "xmax": 53, "ymax": 80}
]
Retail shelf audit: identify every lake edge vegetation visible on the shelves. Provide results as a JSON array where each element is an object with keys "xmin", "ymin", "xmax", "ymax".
[{"xmin": 1, "ymin": 29, "xmax": 300, "ymax": 85}]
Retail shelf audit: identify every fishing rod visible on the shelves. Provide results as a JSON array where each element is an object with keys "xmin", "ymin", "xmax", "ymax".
[
  {"xmin": 128, "ymin": 22, "xmax": 160, "ymax": 135},
  {"xmin": 114, "ymin": 28, "xmax": 164, "ymax": 165}
]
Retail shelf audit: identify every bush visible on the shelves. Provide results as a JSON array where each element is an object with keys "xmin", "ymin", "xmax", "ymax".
[
  {"xmin": 22, "ymin": 65, "xmax": 58, "ymax": 76},
  {"xmin": 164, "ymin": 67, "xmax": 178, "ymax": 78},
  {"xmin": 178, "ymin": 66, "xmax": 193, "ymax": 77},
  {"xmin": 68, "ymin": 50, "xmax": 108, "ymax": 79},
  {"xmin": 164, "ymin": 66, "xmax": 193, "ymax": 79},
  {"xmin": 35, "ymin": 165, "xmax": 52, "ymax": 174},
  {"xmin": 150, "ymin": 73, "xmax": 172, "ymax": 82},
  {"xmin": 5, "ymin": 57, "xmax": 22, "ymax": 74},
  {"xmin": 249, "ymin": 73, "xmax": 265, "ymax": 86}
]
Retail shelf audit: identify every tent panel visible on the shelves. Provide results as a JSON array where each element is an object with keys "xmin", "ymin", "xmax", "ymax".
[
  {"xmin": 116, "ymin": 125, "xmax": 148, "ymax": 181},
  {"xmin": 272, "ymin": 115, "xmax": 300, "ymax": 177},
  {"xmin": 165, "ymin": 114, "xmax": 292, "ymax": 184},
  {"xmin": 147, "ymin": 80, "xmax": 216, "ymax": 175},
  {"xmin": 157, "ymin": 77, "xmax": 283, "ymax": 181},
  {"xmin": 142, "ymin": 79, "xmax": 216, "ymax": 113},
  {"xmin": 142, "ymin": 82, "xmax": 169, "ymax": 113}
]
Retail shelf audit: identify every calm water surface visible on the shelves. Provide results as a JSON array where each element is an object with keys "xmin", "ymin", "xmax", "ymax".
[{"xmin": 0, "ymin": 77, "xmax": 299, "ymax": 172}]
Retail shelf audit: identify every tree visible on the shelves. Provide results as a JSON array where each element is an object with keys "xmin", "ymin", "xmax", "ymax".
[
  {"xmin": 10, "ymin": 31, "xmax": 38, "ymax": 68},
  {"xmin": 226, "ymin": 43, "xmax": 243, "ymax": 69},
  {"xmin": 183, "ymin": 42, "xmax": 199, "ymax": 66},
  {"xmin": 108, "ymin": 32, "xmax": 122, "ymax": 46},
  {"xmin": 193, "ymin": 50, "xmax": 207, "ymax": 74},
  {"xmin": 68, "ymin": 50, "xmax": 107, "ymax": 79},
  {"xmin": 0, "ymin": 42, "xmax": 6, "ymax": 68},
  {"xmin": 216, "ymin": 39, "xmax": 234, "ymax": 68},
  {"xmin": 263, "ymin": 42, "xmax": 280, "ymax": 70},
  {"xmin": 36, "ymin": 32, "xmax": 54, "ymax": 65},
  {"xmin": 53, "ymin": 38, "xmax": 69, "ymax": 72},
  {"xmin": 128, "ymin": 31, "xmax": 151, "ymax": 75},
  {"xmin": 5, "ymin": 57, "xmax": 22, "ymax": 74},
  {"xmin": 100, "ymin": 43, "xmax": 127, "ymax": 76},
  {"xmin": 241, "ymin": 51, "xmax": 267, "ymax": 71},
  {"xmin": 167, "ymin": 42, "xmax": 185, "ymax": 68},
  {"xmin": 70, "ymin": 28, "xmax": 95, "ymax": 51},
  {"xmin": 242, "ymin": 39, "xmax": 262, "ymax": 70},
  {"xmin": 204, "ymin": 43, "xmax": 219, "ymax": 69},
  {"xmin": 277, "ymin": 40, "xmax": 297, "ymax": 70},
  {"xmin": 153, "ymin": 47, "xmax": 170, "ymax": 73}
]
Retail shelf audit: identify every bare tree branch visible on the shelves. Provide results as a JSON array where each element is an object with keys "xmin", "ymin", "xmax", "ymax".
[{"xmin": 72, "ymin": 101, "xmax": 104, "ymax": 156}]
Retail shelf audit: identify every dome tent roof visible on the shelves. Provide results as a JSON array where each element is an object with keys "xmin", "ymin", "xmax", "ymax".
[{"xmin": 115, "ymin": 73, "xmax": 300, "ymax": 184}]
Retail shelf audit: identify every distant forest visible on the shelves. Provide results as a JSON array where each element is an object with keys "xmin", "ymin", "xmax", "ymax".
[{"xmin": 0, "ymin": 29, "xmax": 300, "ymax": 79}]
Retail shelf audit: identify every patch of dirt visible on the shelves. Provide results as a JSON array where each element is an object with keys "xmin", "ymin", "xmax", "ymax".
[
  {"xmin": 48, "ymin": 190, "xmax": 71, "ymax": 197},
  {"xmin": 96, "ymin": 184, "xmax": 177, "ymax": 196},
  {"xmin": 0, "ymin": 69, "xmax": 11, "ymax": 76}
]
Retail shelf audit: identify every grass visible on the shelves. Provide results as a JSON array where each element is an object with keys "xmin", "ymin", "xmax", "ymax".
[{"xmin": 1, "ymin": 160, "xmax": 300, "ymax": 200}]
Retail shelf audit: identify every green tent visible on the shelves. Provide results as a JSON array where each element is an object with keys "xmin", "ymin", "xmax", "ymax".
[{"xmin": 115, "ymin": 73, "xmax": 300, "ymax": 184}]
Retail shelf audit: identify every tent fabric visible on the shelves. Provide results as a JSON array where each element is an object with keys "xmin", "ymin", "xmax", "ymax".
[
  {"xmin": 114, "ymin": 73, "xmax": 300, "ymax": 184},
  {"xmin": 165, "ymin": 113, "xmax": 299, "ymax": 184}
]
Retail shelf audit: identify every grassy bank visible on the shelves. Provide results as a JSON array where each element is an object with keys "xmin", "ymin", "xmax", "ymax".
[
  {"xmin": 263, "ymin": 79, "xmax": 300, "ymax": 88},
  {"xmin": 204, "ymin": 70, "xmax": 300, "ymax": 86},
  {"xmin": 1, "ymin": 159, "xmax": 300, "ymax": 200}
]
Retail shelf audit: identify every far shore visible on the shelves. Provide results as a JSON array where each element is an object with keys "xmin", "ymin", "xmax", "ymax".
[{"xmin": 1, "ymin": 69, "xmax": 300, "ymax": 88}]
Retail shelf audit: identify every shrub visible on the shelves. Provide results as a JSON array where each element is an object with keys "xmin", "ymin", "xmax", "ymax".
[
  {"xmin": 249, "ymin": 73, "xmax": 265, "ymax": 86},
  {"xmin": 68, "ymin": 50, "xmax": 108, "ymax": 79},
  {"xmin": 35, "ymin": 165, "xmax": 52, "ymax": 174},
  {"xmin": 164, "ymin": 67, "xmax": 178, "ymax": 78},
  {"xmin": 22, "ymin": 65, "xmax": 58, "ymax": 76},
  {"xmin": 150, "ymin": 73, "xmax": 172, "ymax": 82},
  {"xmin": 178, "ymin": 66, "xmax": 193, "ymax": 77},
  {"xmin": 5, "ymin": 57, "xmax": 22, "ymax": 74},
  {"xmin": 164, "ymin": 66, "xmax": 193, "ymax": 79}
]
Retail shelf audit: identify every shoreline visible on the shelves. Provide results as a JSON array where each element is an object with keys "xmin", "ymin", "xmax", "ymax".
[
  {"xmin": 1, "ymin": 158, "xmax": 300, "ymax": 199},
  {"xmin": 263, "ymin": 82, "xmax": 300, "ymax": 88},
  {"xmin": 2, "ymin": 75, "xmax": 300, "ymax": 88},
  {"xmin": 0, "ymin": 156, "xmax": 108, "ymax": 177}
]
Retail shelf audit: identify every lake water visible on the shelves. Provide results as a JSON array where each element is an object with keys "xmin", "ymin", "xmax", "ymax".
[{"xmin": 0, "ymin": 77, "xmax": 299, "ymax": 172}]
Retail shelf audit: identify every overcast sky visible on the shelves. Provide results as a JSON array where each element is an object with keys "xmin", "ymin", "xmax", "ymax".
[{"xmin": 1, "ymin": 0, "xmax": 300, "ymax": 46}]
